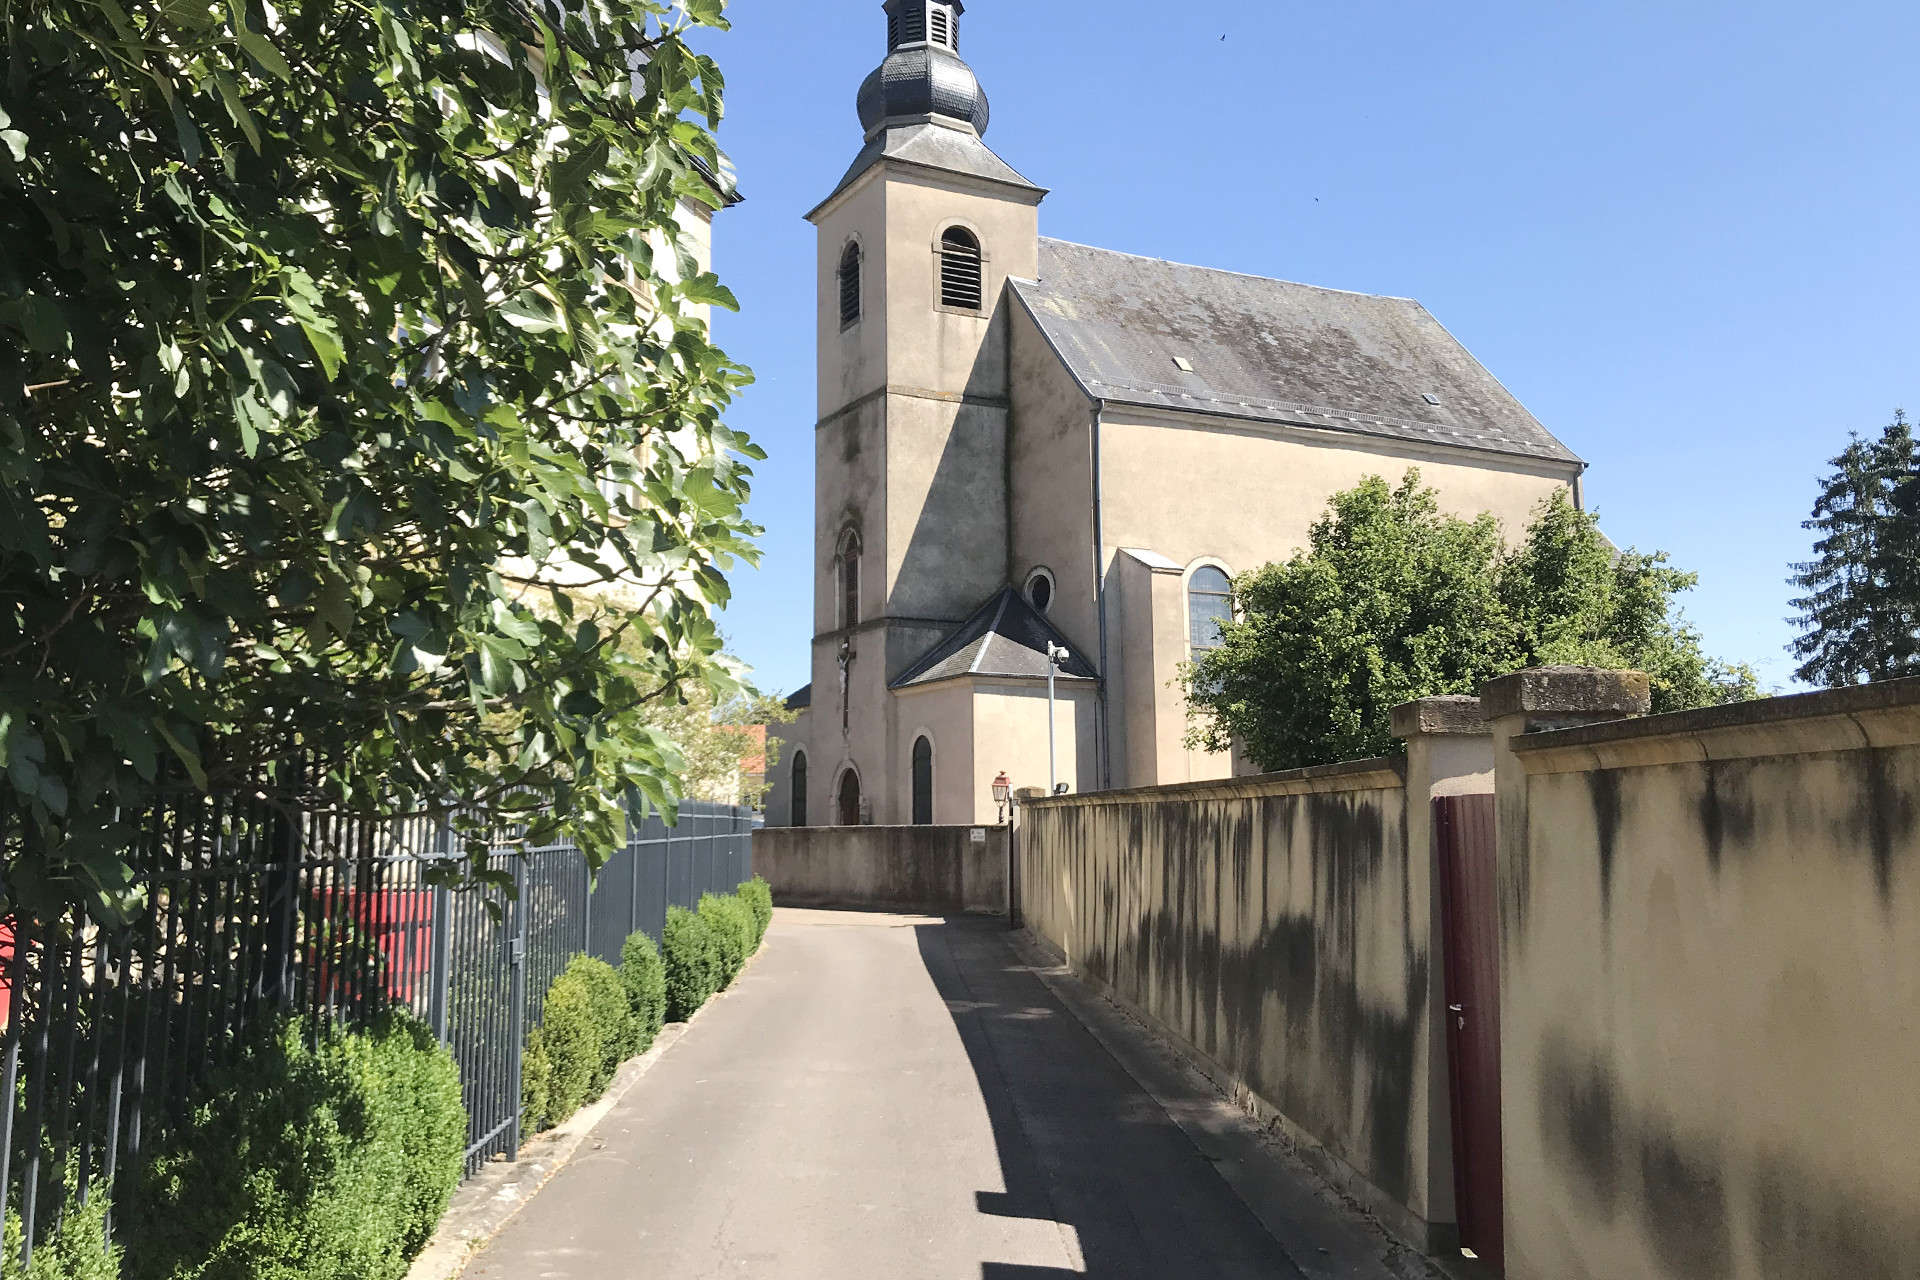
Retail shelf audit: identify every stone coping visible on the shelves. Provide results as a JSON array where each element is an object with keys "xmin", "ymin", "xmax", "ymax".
[
  {"xmin": 1480, "ymin": 666, "xmax": 1652, "ymax": 721},
  {"xmin": 1390, "ymin": 696, "xmax": 1489, "ymax": 738},
  {"xmin": 1018, "ymin": 756, "xmax": 1405, "ymax": 809},
  {"xmin": 1513, "ymin": 676, "xmax": 1920, "ymax": 773}
]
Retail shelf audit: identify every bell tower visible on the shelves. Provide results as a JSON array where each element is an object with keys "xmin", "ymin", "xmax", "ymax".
[{"xmin": 800, "ymin": 0, "xmax": 1046, "ymax": 822}]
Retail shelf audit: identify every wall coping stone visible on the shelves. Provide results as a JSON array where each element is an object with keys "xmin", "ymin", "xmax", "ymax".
[
  {"xmin": 1479, "ymin": 666, "xmax": 1652, "ymax": 721},
  {"xmin": 1019, "ymin": 756, "xmax": 1405, "ymax": 809},
  {"xmin": 1390, "ymin": 695, "xmax": 1490, "ymax": 738},
  {"xmin": 1513, "ymin": 675, "xmax": 1920, "ymax": 772},
  {"xmin": 757, "ymin": 824, "xmax": 1002, "ymax": 835}
]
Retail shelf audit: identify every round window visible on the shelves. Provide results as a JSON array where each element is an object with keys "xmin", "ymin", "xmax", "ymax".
[{"xmin": 1026, "ymin": 569, "xmax": 1055, "ymax": 614}]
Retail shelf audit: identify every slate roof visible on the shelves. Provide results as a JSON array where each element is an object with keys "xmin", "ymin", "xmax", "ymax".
[
  {"xmin": 892, "ymin": 587, "xmax": 1098, "ymax": 689},
  {"xmin": 1010, "ymin": 239, "xmax": 1581, "ymax": 466},
  {"xmin": 785, "ymin": 685, "xmax": 812, "ymax": 711},
  {"xmin": 811, "ymin": 123, "xmax": 1044, "ymax": 219}
]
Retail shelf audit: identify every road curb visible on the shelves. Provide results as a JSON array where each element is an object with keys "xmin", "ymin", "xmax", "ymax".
[{"xmin": 405, "ymin": 940, "xmax": 772, "ymax": 1280}]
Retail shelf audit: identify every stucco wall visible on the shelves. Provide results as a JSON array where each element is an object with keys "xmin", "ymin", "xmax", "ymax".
[
  {"xmin": 1017, "ymin": 761, "xmax": 1451, "ymax": 1243},
  {"xmin": 1098, "ymin": 407, "xmax": 1576, "ymax": 579},
  {"xmin": 1496, "ymin": 679, "xmax": 1920, "ymax": 1280},
  {"xmin": 754, "ymin": 825, "xmax": 1009, "ymax": 915}
]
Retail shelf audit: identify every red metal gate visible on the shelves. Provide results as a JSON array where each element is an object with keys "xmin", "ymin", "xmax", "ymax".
[{"xmin": 1436, "ymin": 793, "xmax": 1504, "ymax": 1272}]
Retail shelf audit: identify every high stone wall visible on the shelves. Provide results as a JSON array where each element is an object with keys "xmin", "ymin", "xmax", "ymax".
[{"xmin": 1017, "ymin": 760, "xmax": 1452, "ymax": 1246}]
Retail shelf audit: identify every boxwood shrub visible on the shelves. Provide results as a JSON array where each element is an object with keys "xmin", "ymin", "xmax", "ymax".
[
  {"xmin": 737, "ymin": 877, "xmax": 773, "ymax": 948},
  {"xmin": 534, "ymin": 967, "xmax": 600, "ymax": 1131},
  {"xmin": 567, "ymin": 955, "xmax": 637, "ymax": 1093},
  {"xmin": 521, "ymin": 1024, "xmax": 553, "ymax": 1138},
  {"xmin": 699, "ymin": 893, "xmax": 752, "ymax": 984},
  {"xmin": 122, "ymin": 1010, "xmax": 465, "ymax": 1280},
  {"xmin": 662, "ymin": 905, "xmax": 718, "ymax": 1022},
  {"xmin": 619, "ymin": 931, "xmax": 667, "ymax": 1050},
  {"xmin": 4, "ymin": 1175, "xmax": 120, "ymax": 1280}
]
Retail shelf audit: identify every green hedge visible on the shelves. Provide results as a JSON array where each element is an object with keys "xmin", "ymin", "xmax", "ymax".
[
  {"xmin": 532, "ymin": 966, "xmax": 599, "ymax": 1132},
  {"xmin": 571, "ymin": 955, "xmax": 637, "ymax": 1093},
  {"xmin": 123, "ymin": 1011, "xmax": 464, "ymax": 1280},
  {"xmin": 620, "ymin": 931, "xmax": 667, "ymax": 1050},
  {"xmin": 662, "ymin": 905, "xmax": 719, "ymax": 1022},
  {"xmin": 4, "ymin": 1176, "xmax": 120, "ymax": 1280},
  {"xmin": 699, "ymin": 893, "xmax": 752, "ymax": 984},
  {"xmin": 521, "ymin": 1024, "xmax": 553, "ymax": 1138},
  {"xmin": 737, "ymin": 877, "xmax": 773, "ymax": 948}
]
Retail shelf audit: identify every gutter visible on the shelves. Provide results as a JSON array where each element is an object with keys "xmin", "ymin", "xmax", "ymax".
[{"xmin": 1091, "ymin": 399, "xmax": 1112, "ymax": 791}]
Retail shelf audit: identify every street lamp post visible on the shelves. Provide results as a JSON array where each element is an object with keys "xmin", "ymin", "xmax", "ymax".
[
  {"xmin": 992, "ymin": 771, "xmax": 1012, "ymax": 825},
  {"xmin": 1045, "ymin": 642, "xmax": 1069, "ymax": 794}
]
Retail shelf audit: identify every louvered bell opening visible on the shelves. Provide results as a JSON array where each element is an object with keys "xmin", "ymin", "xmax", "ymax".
[
  {"xmin": 839, "ymin": 244, "xmax": 862, "ymax": 327},
  {"xmin": 939, "ymin": 229, "xmax": 983, "ymax": 311},
  {"xmin": 930, "ymin": 7, "xmax": 952, "ymax": 48},
  {"xmin": 893, "ymin": 5, "xmax": 926, "ymax": 46}
]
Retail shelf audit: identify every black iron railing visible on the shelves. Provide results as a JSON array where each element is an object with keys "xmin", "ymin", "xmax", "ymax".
[{"xmin": 0, "ymin": 793, "xmax": 757, "ymax": 1270}]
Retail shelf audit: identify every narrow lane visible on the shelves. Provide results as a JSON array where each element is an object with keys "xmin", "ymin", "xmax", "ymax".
[{"xmin": 465, "ymin": 909, "xmax": 1311, "ymax": 1279}]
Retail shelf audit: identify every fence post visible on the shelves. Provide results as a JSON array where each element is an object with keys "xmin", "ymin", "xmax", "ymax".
[
  {"xmin": 428, "ymin": 822, "xmax": 454, "ymax": 1044},
  {"xmin": 581, "ymin": 854, "xmax": 593, "ymax": 961},
  {"xmin": 262, "ymin": 800, "xmax": 301, "ymax": 1012},
  {"xmin": 506, "ymin": 855, "xmax": 528, "ymax": 1160},
  {"xmin": 627, "ymin": 798, "xmax": 641, "ymax": 942}
]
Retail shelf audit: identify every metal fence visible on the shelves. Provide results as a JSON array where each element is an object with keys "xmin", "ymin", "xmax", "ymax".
[{"xmin": 0, "ymin": 792, "xmax": 756, "ymax": 1269}]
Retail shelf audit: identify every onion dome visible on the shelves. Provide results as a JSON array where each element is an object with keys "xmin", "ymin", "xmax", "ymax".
[{"xmin": 856, "ymin": 1, "xmax": 990, "ymax": 138}]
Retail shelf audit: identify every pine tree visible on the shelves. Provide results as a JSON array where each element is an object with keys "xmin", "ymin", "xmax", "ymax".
[{"xmin": 1788, "ymin": 412, "xmax": 1920, "ymax": 685}]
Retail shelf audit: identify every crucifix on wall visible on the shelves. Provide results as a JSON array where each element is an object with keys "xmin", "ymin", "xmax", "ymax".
[{"xmin": 838, "ymin": 638, "xmax": 855, "ymax": 738}]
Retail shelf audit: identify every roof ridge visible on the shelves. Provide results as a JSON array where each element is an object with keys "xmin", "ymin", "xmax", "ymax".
[
  {"xmin": 1037, "ymin": 237, "xmax": 1421, "ymax": 305},
  {"xmin": 971, "ymin": 589, "xmax": 1014, "ymax": 674}
]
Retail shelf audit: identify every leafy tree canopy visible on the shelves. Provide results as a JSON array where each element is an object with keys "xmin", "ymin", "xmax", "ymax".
[
  {"xmin": 1788, "ymin": 410, "xmax": 1920, "ymax": 687},
  {"xmin": 1186, "ymin": 473, "xmax": 1758, "ymax": 771},
  {"xmin": 0, "ymin": 0, "xmax": 759, "ymax": 920}
]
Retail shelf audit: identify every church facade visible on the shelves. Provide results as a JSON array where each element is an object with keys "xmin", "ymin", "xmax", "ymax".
[{"xmin": 767, "ymin": 0, "xmax": 1585, "ymax": 828}]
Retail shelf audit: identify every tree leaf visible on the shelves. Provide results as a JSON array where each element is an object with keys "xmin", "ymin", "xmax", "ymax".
[{"xmin": 236, "ymin": 28, "xmax": 293, "ymax": 82}]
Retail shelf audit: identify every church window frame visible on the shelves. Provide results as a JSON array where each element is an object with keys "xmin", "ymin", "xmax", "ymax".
[
  {"xmin": 790, "ymin": 750, "xmax": 809, "ymax": 827},
  {"xmin": 1186, "ymin": 560, "xmax": 1235, "ymax": 659},
  {"xmin": 835, "ymin": 527, "xmax": 863, "ymax": 631},
  {"xmin": 1024, "ymin": 566, "xmax": 1057, "ymax": 615},
  {"xmin": 910, "ymin": 733, "xmax": 935, "ymax": 825},
  {"xmin": 838, "ymin": 239, "xmax": 863, "ymax": 329},
  {"xmin": 936, "ymin": 224, "xmax": 986, "ymax": 314}
]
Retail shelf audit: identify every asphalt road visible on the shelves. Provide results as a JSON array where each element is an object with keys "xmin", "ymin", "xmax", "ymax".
[{"xmin": 465, "ymin": 909, "xmax": 1364, "ymax": 1279}]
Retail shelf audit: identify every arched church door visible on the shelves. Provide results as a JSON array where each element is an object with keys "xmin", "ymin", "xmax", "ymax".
[{"xmin": 837, "ymin": 768, "xmax": 862, "ymax": 827}]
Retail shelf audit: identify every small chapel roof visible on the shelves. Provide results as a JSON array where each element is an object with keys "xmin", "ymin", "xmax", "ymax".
[
  {"xmin": 1011, "ymin": 239, "xmax": 1583, "ymax": 467},
  {"xmin": 892, "ymin": 587, "xmax": 1098, "ymax": 689}
]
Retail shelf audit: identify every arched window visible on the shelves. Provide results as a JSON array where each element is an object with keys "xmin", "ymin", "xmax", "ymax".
[
  {"xmin": 838, "ymin": 241, "xmax": 862, "ymax": 327},
  {"xmin": 911, "ymin": 736, "xmax": 934, "ymax": 825},
  {"xmin": 939, "ymin": 227, "xmax": 983, "ymax": 311},
  {"xmin": 837, "ymin": 767, "xmax": 863, "ymax": 827},
  {"xmin": 929, "ymin": 6, "xmax": 952, "ymax": 48},
  {"xmin": 1189, "ymin": 565, "xmax": 1233, "ymax": 656},
  {"xmin": 791, "ymin": 751, "xmax": 809, "ymax": 827},
  {"xmin": 835, "ymin": 529, "xmax": 861, "ymax": 630}
]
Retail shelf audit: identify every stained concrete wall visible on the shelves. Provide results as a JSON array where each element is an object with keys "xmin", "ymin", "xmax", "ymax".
[
  {"xmin": 754, "ymin": 825, "xmax": 1010, "ymax": 915},
  {"xmin": 1491, "ymin": 674, "xmax": 1920, "ymax": 1280},
  {"xmin": 1016, "ymin": 759, "xmax": 1455, "ymax": 1246}
]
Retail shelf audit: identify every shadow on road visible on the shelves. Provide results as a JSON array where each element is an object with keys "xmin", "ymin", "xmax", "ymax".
[{"xmin": 912, "ymin": 916, "xmax": 1306, "ymax": 1280}]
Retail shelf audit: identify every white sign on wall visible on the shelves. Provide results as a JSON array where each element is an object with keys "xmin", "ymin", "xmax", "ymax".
[{"xmin": 970, "ymin": 828, "xmax": 986, "ymax": 844}]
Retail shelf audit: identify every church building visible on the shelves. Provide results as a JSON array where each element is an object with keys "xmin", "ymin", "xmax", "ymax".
[{"xmin": 766, "ymin": 0, "xmax": 1585, "ymax": 827}]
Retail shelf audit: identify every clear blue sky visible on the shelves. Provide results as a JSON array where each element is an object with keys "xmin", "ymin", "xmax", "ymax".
[{"xmin": 700, "ymin": 0, "xmax": 1917, "ymax": 699}]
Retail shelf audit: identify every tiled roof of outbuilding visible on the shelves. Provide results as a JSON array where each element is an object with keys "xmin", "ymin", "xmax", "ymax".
[
  {"xmin": 1010, "ymin": 239, "xmax": 1582, "ymax": 466},
  {"xmin": 892, "ymin": 587, "xmax": 1097, "ymax": 689}
]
